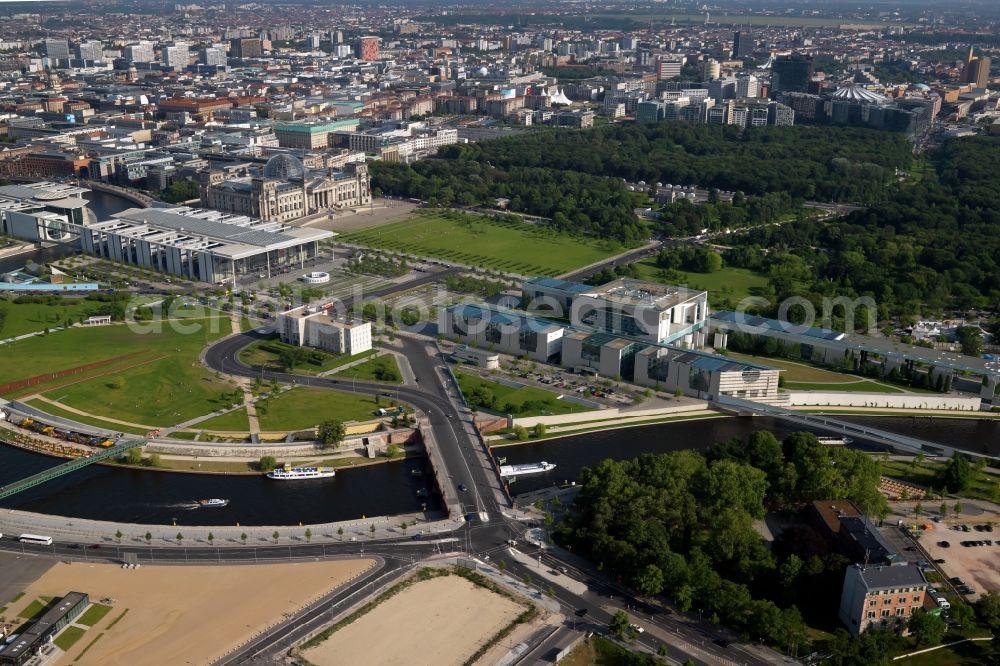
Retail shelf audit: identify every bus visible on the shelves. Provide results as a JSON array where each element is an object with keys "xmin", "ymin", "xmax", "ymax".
[{"xmin": 18, "ymin": 534, "xmax": 53, "ymax": 546}]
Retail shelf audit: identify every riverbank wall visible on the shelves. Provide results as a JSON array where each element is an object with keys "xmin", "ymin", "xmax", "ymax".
[
  {"xmin": 510, "ymin": 400, "xmax": 709, "ymax": 429},
  {"xmin": 786, "ymin": 392, "xmax": 981, "ymax": 411}
]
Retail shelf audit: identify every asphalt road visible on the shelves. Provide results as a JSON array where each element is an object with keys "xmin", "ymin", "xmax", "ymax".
[
  {"xmin": 206, "ymin": 330, "xmax": 785, "ymax": 666},
  {"xmin": 0, "ymin": 328, "xmax": 789, "ymax": 666}
]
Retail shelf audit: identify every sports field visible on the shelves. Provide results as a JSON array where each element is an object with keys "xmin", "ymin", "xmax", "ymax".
[{"xmin": 338, "ymin": 210, "xmax": 627, "ymax": 276}]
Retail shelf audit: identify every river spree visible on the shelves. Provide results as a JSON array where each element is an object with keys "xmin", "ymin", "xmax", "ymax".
[{"xmin": 2, "ymin": 414, "xmax": 996, "ymax": 525}]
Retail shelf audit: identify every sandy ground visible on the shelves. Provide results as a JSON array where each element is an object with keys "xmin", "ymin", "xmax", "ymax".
[
  {"xmin": 302, "ymin": 574, "xmax": 522, "ymax": 666},
  {"xmin": 920, "ymin": 527, "xmax": 1000, "ymax": 600},
  {"xmin": 12, "ymin": 559, "xmax": 374, "ymax": 666}
]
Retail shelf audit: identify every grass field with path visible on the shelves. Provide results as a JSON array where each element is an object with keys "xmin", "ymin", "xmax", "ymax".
[
  {"xmin": 339, "ymin": 210, "xmax": 628, "ymax": 276},
  {"xmin": 881, "ymin": 460, "xmax": 999, "ymax": 503},
  {"xmin": 238, "ymin": 337, "xmax": 367, "ymax": 375},
  {"xmin": 22, "ymin": 399, "xmax": 151, "ymax": 435},
  {"xmin": 333, "ymin": 353, "xmax": 403, "ymax": 384},
  {"xmin": 0, "ymin": 300, "xmax": 101, "ymax": 339},
  {"xmin": 195, "ymin": 408, "xmax": 251, "ymax": 432},
  {"xmin": 456, "ymin": 371, "xmax": 591, "ymax": 416},
  {"xmin": 256, "ymin": 387, "xmax": 380, "ymax": 431},
  {"xmin": 630, "ymin": 262, "xmax": 768, "ymax": 307},
  {"xmin": 0, "ymin": 314, "xmax": 235, "ymax": 427}
]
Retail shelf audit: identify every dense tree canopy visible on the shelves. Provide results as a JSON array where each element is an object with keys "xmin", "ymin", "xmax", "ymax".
[
  {"xmin": 724, "ymin": 136, "xmax": 1000, "ymax": 318},
  {"xmin": 555, "ymin": 431, "xmax": 885, "ymax": 650},
  {"xmin": 441, "ymin": 123, "xmax": 912, "ymax": 203}
]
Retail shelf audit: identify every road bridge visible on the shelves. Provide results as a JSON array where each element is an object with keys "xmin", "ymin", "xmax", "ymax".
[
  {"xmin": 0, "ymin": 439, "xmax": 144, "ymax": 500},
  {"xmin": 715, "ymin": 395, "xmax": 987, "ymax": 460}
]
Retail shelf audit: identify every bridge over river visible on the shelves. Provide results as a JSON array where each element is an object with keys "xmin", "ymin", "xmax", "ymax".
[
  {"xmin": 0, "ymin": 439, "xmax": 144, "ymax": 501},
  {"xmin": 715, "ymin": 395, "xmax": 992, "ymax": 461}
]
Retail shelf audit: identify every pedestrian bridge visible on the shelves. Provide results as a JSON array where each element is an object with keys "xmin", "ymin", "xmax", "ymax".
[
  {"xmin": 0, "ymin": 439, "xmax": 144, "ymax": 500},
  {"xmin": 714, "ymin": 396, "xmax": 983, "ymax": 461}
]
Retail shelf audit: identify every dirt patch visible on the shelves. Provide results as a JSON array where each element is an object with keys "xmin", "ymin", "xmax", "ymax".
[
  {"xmin": 11, "ymin": 559, "xmax": 374, "ymax": 666},
  {"xmin": 301, "ymin": 573, "xmax": 522, "ymax": 666}
]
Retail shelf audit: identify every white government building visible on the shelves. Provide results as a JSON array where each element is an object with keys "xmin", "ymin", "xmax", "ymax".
[{"xmin": 278, "ymin": 304, "xmax": 372, "ymax": 356}]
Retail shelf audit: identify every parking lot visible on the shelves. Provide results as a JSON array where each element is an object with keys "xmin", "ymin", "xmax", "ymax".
[{"xmin": 919, "ymin": 522, "xmax": 1000, "ymax": 602}]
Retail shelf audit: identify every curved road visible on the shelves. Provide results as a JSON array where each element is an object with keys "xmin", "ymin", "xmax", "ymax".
[
  {"xmin": 0, "ymin": 331, "xmax": 786, "ymax": 666},
  {"xmin": 200, "ymin": 331, "xmax": 782, "ymax": 666}
]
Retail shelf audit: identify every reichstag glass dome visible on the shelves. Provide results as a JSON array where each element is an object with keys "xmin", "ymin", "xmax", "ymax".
[{"xmin": 263, "ymin": 154, "xmax": 305, "ymax": 180}]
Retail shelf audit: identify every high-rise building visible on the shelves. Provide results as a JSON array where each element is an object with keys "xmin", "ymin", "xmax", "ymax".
[
  {"xmin": 356, "ymin": 36, "xmax": 381, "ymax": 61},
  {"xmin": 200, "ymin": 45, "xmax": 227, "ymax": 67},
  {"xmin": 772, "ymin": 55, "xmax": 814, "ymax": 93},
  {"xmin": 308, "ymin": 33, "xmax": 321, "ymax": 49},
  {"xmin": 657, "ymin": 58, "xmax": 682, "ymax": 80},
  {"xmin": 164, "ymin": 43, "xmax": 189, "ymax": 71},
  {"xmin": 124, "ymin": 42, "xmax": 155, "ymax": 63},
  {"xmin": 732, "ymin": 30, "xmax": 752, "ymax": 58},
  {"xmin": 736, "ymin": 74, "xmax": 760, "ymax": 99},
  {"xmin": 700, "ymin": 58, "xmax": 721, "ymax": 81},
  {"xmin": 230, "ymin": 38, "xmax": 263, "ymax": 59},
  {"xmin": 45, "ymin": 39, "xmax": 70, "ymax": 66},
  {"xmin": 964, "ymin": 51, "xmax": 991, "ymax": 88},
  {"xmin": 76, "ymin": 40, "xmax": 103, "ymax": 65}
]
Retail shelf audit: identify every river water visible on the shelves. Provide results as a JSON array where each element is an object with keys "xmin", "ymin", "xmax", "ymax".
[{"xmin": 2, "ymin": 415, "xmax": 996, "ymax": 525}]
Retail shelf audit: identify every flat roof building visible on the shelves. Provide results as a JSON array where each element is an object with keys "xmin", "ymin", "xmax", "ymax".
[
  {"xmin": 0, "ymin": 181, "xmax": 90, "ymax": 243},
  {"xmin": 278, "ymin": 304, "xmax": 372, "ymax": 357},
  {"xmin": 444, "ymin": 303, "xmax": 564, "ymax": 363},
  {"xmin": 710, "ymin": 310, "xmax": 1000, "ymax": 403},
  {"xmin": 274, "ymin": 120, "xmax": 361, "ymax": 150},
  {"xmin": 524, "ymin": 276, "xmax": 708, "ymax": 347},
  {"xmin": 634, "ymin": 344, "xmax": 782, "ymax": 403},
  {"xmin": 78, "ymin": 206, "xmax": 333, "ymax": 284},
  {"xmin": 0, "ymin": 592, "xmax": 89, "ymax": 665}
]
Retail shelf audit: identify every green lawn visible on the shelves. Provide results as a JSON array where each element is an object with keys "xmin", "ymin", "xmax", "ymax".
[
  {"xmin": 456, "ymin": 372, "xmax": 591, "ymax": 417},
  {"xmin": 339, "ymin": 209, "xmax": 628, "ymax": 276},
  {"xmin": 881, "ymin": 460, "xmax": 999, "ymax": 503},
  {"xmin": 0, "ymin": 315, "xmax": 236, "ymax": 428},
  {"xmin": 22, "ymin": 399, "xmax": 151, "ymax": 435},
  {"xmin": 53, "ymin": 625, "xmax": 86, "ymax": 651},
  {"xmin": 0, "ymin": 300, "xmax": 100, "ymax": 339},
  {"xmin": 0, "ymin": 313, "xmax": 229, "ymax": 388},
  {"xmin": 19, "ymin": 599, "xmax": 48, "ymax": 619},
  {"xmin": 723, "ymin": 351, "xmax": 848, "ymax": 382},
  {"xmin": 238, "ymin": 338, "xmax": 365, "ymax": 375},
  {"xmin": 256, "ymin": 387, "xmax": 380, "ymax": 431},
  {"xmin": 334, "ymin": 353, "xmax": 403, "ymax": 384},
  {"xmin": 77, "ymin": 603, "xmax": 113, "ymax": 627},
  {"xmin": 784, "ymin": 380, "xmax": 904, "ymax": 393},
  {"xmin": 631, "ymin": 262, "xmax": 768, "ymax": 307},
  {"xmin": 196, "ymin": 408, "xmax": 251, "ymax": 432},
  {"xmin": 38, "ymin": 322, "xmax": 236, "ymax": 427}
]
